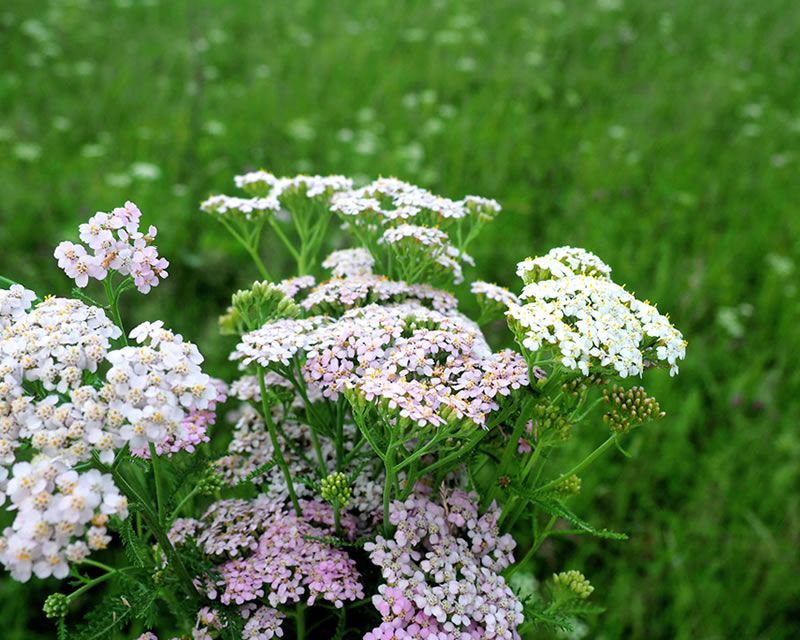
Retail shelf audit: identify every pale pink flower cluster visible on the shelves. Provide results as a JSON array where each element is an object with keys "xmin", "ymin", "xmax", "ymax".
[
  {"xmin": 232, "ymin": 300, "xmax": 528, "ymax": 429},
  {"xmin": 365, "ymin": 491, "xmax": 522, "ymax": 639},
  {"xmin": 0, "ymin": 457, "xmax": 127, "ymax": 582},
  {"xmin": 168, "ymin": 496, "xmax": 364, "ymax": 612},
  {"xmin": 53, "ymin": 201, "xmax": 168, "ymax": 293},
  {"xmin": 296, "ymin": 276, "xmax": 457, "ymax": 315},
  {"xmin": 307, "ymin": 303, "xmax": 528, "ymax": 427},
  {"xmin": 322, "ymin": 247, "xmax": 376, "ymax": 278},
  {"xmin": 274, "ymin": 275, "xmax": 316, "ymax": 299}
]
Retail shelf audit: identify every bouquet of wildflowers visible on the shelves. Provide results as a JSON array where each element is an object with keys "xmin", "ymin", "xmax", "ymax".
[{"xmin": 0, "ymin": 171, "xmax": 685, "ymax": 639}]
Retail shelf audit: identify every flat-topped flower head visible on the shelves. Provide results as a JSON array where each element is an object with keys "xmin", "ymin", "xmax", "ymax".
[
  {"xmin": 297, "ymin": 275, "xmax": 457, "ymax": 316},
  {"xmin": 54, "ymin": 201, "xmax": 168, "ymax": 294},
  {"xmin": 231, "ymin": 317, "xmax": 325, "ymax": 369},
  {"xmin": 207, "ymin": 171, "xmax": 352, "ymax": 218},
  {"xmin": 200, "ymin": 194, "xmax": 281, "ymax": 222},
  {"xmin": 508, "ymin": 274, "xmax": 686, "ymax": 377},
  {"xmin": 516, "ymin": 246, "xmax": 612, "ymax": 285},
  {"xmin": 331, "ymin": 177, "xmax": 501, "ymax": 229},
  {"xmin": 365, "ymin": 491, "xmax": 522, "ymax": 639},
  {"xmin": 169, "ymin": 496, "xmax": 364, "ymax": 609},
  {"xmin": 322, "ymin": 248, "xmax": 375, "ymax": 278}
]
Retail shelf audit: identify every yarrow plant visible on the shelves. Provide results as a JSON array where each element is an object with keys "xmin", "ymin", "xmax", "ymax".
[{"xmin": 1, "ymin": 171, "xmax": 686, "ymax": 639}]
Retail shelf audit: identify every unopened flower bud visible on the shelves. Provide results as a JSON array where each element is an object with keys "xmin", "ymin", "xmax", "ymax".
[
  {"xmin": 43, "ymin": 593, "xmax": 70, "ymax": 619},
  {"xmin": 553, "ymin": 570, "xmax": 594, "ymax": 599},
  {"xmin": 320, "ymin": 472, "xmax": 352, "ymax": 508}
]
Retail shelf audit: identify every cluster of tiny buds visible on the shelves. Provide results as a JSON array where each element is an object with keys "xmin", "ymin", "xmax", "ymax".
[
  {"xmin": 533, "ymin": 403, "xmax": 571, "ymax": 442},
  {"xmin": 552, "ymin": 570, "xmax": 594, "ymax": 599},
  {"xmin": 43, "ymin": 592, "xmax": 70, "ymax": 619},
  {"xmin": 320, "ymin": 472, "xmax": 352, "ymax": 508},
  {"xmin": 197, "ymin": 467, "xmax": 225, "ymax": 496},
  {"xmin": 602, "ymin": 385, "xmax": 664, "ymax": 434},
  {"xmin": 561, "ymin": 374, "xmax": 608, "ymax": 398},
  {"xmin": 553, "ymin": 474, "xmax": 582, "ymax": 496}
]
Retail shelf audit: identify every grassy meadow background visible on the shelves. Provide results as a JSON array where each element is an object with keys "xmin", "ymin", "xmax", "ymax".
[{"xmin": 1, "ymin": 0, "xmax": 799, "ymax": 637}]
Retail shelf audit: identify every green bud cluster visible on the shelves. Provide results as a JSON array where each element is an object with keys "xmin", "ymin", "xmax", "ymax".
[
  {"xmin": 533, "ymin": 403, "xmax": 571, "ymax": 442},
  {"xmin": 561, "ymin": 373, "xmax": 607, "ymax": 398},
  {"xmin": 553, "ymin": 474, "xmax": 582, "ymax": 496},
  {"xmin": 320, "ymin": 472, "xmax": 352, "ymax": 508},
  {"xmin": 602, "ymin": 385, "xmax": 664, "ymax": 434},
  {"xmin": 197, "ymin": 466, "xmax": 225, "ymax": 495},
  {"xmin": 553, "ymin": 570, "xmax": 594, "ymax": 599},
  {"xmin": 232, "ymin": 281, "xmax": 302, "ymax": 329},
  {"xmin": 43, "ymin": 593, "xmax": 70, "ymax": 619}
]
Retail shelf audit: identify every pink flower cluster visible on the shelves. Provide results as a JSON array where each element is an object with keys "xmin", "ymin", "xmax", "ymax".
[
  {"xmin": 53, "ymin": 201, "xmax": 168, "ymax": 293},
  {"xmin": 169, "ymin": 497, "xmax": 364, "ymax": 610},
  {"xmin": 232, "ymin": 300, "xmax": 529, "ymax": 429},
  {"xmin": 365, "ymin": 491, "xmax": 523, "ymax": 640}
]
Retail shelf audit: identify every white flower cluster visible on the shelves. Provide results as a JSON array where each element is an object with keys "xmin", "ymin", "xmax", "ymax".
[
  {"xmin": 235, "ymin": 171, "xmax": 353, "ymax": 199},
  {"xmin": 0, "ymin": 458, "xmax": 127, "ymax": 582},
  {"xmin": 516, "ymin": 246, "xmax": 612, "ymax": 284},
  {"xmin": 1, "ymin": 296, "xmax": 121, "ymax": 398},
  {"xmin": 380, "ymin": 224, "xmax": 449, "ymax": 247},
  {"xmin": 378, "ymin": 225, "xmax": 474, "ymax": 284},
  {"xmin": 331, "ymin": 177, "xmax": 500, "ymax": 226},
  {"xmin": 321, "ymin": 248, "xmax": 375, "ymax": 278},
  {"xmin": 200, "ymin": 194, "xmax": 280, "ymax": 221},
  {"xmin": 0, "ymin": 298, "xmax": 214, "ymax": 582},
  {"xmin": 102, "ymin": 320, "xmax": 217, "ymax": 451},
  {"xmin": 0, "ymin": 285, "xmax": 36, "ymax": 330},
  {"xmin": 203, "ymin": 171, "xmax": 353, "ymax": 221},
  {"xmin": 231, "ymin": 317, "xmax": 324, "ymax": 368},
  {"xmin": 508, "ymin": 271, "xmax": 686, "ymax": 377}
]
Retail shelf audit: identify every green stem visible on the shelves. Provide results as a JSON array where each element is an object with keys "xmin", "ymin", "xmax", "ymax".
[
  {"xmin": 107, "ymin": 465, "xmax": 198, "ymax": 598},
  {"xmin": 219, "ymin": 218, "xmax": 273, "ymax": 280},
  {"xmin": 169, "ymin": 486, "xmax": 200, "ymax": 521},
  {"xmin": 103, "ymin": 277, "xmax": 128, "ymax": 345},
  {"xmin": 383, "ymin": 443, "xmax": 397, "ymax": 535},
  {"xmin": 68, "ymin": 570, "xmax": 116, "ymax": 601},
  {"xmin": 258, "ymin": 369, "xmax": 302, "ymax": 515},
  {"xmin": 505, "ymin": 514, "xmax": 557, "ymax": 578},
  {"xmin": 149, "ymin": 443, "xmax": 165, "ymax": 524},
  {"xmin": 268, "ymin": 217, "xmax": 301, "ymax": 262},
  {"xmin": 295, "ymin": 602, "xmax": 306, "ymax": 640},
  {"xmin": 537, "ymin": 435, "xmax": 617, "ymax": 495},
  {"xmin": 80, "ymin": 558, "xmax": 117, "ymax": 574}
]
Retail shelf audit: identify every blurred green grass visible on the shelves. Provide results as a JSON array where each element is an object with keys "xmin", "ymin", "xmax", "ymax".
[{"xmin": 1, "ymin": 0, "xmax": 798, "ymax": 638}]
